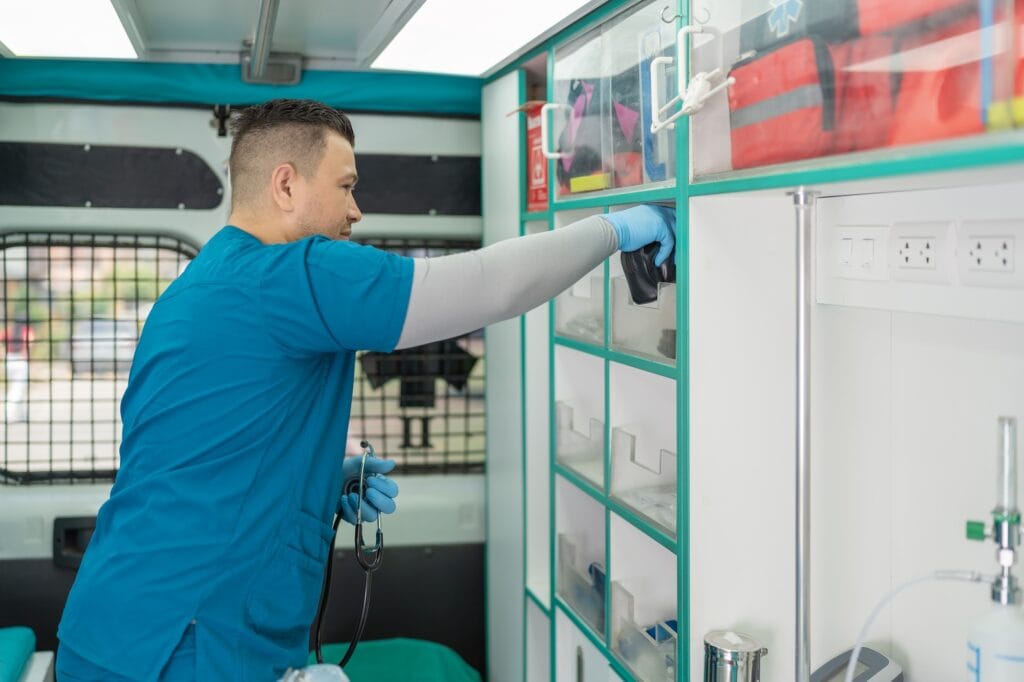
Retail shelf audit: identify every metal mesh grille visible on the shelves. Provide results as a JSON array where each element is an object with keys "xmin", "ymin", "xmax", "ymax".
[
  {"xmin": 0, "ymin": 233, "xmax": 485, "ymax": 483},
  {"xmin": 0, "ymin": 232, "xmax": 197, "ymax": 484},
  {"xmin": 351, "ymin": 237, "xmax": 485, "ymax": 473}
]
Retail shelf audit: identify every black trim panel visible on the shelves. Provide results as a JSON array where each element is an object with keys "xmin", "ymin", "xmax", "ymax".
[
  {"xmin": 0, "ymin": 543, "xmax": 484, "ymax": 675},
  {"xmin": 355, "ymin": 154, "xmax": 481, "ymax": 216},
  {"xmin": 0, "ymin": 142, "xmax": 224, "ymax": 209}
]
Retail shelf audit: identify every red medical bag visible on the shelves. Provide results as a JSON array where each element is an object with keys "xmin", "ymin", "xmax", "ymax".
[
  {"xmin": 828, "ymin": 34, "xmax": 897, "ymax": 153},
  {"xmin": 728, "ymin": 38, "xmax": 837, "ymax": 169},
  {"xmin": 739, "ymin": 0, "xmax": 972, "ymax": 53},
  {"xmin": 1015, "ymin": 0, "xmax": 1024, "ymax": 125},
  {"xmin": 856, "ymin": 0, "xmax": 973, "ymax": 36},
  {"xmin": 889, "ymin": 17, "xmax": 985, "ymax": 146}
]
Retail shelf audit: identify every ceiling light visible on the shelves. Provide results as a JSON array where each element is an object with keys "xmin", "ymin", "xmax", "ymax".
[
  {"xmin": 372, "ymin": 0, "xmax": 596, "ymax": 76},
  {"xmin": 0, "ymin": 0, "xmax": 137, "ymax": 59}
]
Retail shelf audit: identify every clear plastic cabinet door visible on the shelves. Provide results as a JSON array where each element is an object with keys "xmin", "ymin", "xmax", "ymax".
[
  {"xmin": 549, "ymin": 1, "xmax": 679, "ymax": 197},
  {"xmin": 689, "ymin": 0, "xmax": 1020, "ymax": 178}
]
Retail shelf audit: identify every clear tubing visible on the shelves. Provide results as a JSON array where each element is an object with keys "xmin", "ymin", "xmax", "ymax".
[
  {"xmin": 844, "ymin": 571, "xmax": 987, "ymax": 682},
  {"xmin": 998, "ymin": 417, "xmax": 1017, "ymax": 512}
]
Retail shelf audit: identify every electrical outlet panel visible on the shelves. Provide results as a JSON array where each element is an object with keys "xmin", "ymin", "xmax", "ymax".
[
  {"xmin": 957, "ymin": 220, "xmax": 1024, "ymax": 290},
  {"xmin": 967, "ymin": 236, "xmax": 1015, "ymax": 273},
  {"xmin": 815, "ymin": 182, "xmax": 1024, "ymax": 323},
  {"xmin": 895, "ymin": 237, "xmax": 937, "ymax": 269},
  {"xmin": 888, "ymin": 222, "xmax": 953, "ymax": 284}
]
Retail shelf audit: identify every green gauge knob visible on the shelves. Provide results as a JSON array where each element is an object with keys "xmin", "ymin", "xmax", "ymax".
[{"xmin": 966, "ymin": 520, "xmax": 987, "ymax": 541}]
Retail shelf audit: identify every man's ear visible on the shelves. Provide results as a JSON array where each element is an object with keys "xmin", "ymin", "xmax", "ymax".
[{"xmin": 270, "ymin": 163, "xmax": 299, "ymax": 212}]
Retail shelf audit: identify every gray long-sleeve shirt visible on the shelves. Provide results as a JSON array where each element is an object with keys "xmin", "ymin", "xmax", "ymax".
[{"xmin": 396, "ymin": 215, "xmax": 617, "ymax": 349}]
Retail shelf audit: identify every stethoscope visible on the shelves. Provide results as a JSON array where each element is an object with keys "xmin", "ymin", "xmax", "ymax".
[{"xmin": 313, "ymin": 440, "xmax": 384, "ymax": 668}]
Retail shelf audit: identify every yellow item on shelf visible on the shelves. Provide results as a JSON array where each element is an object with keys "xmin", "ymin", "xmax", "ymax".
[
  {"xmin": 569, "ymin": 172, "xmax": 612, "ymax": 193},
  {"xmin": 988, "ymin": 102, "xmax": 1015, "ymax": 132},
  {"xmin": 1014, "ymin": 98, "xmax": 1024, "ymax": 127}
]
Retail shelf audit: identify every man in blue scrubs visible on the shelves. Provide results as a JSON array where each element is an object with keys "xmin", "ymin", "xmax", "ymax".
[{"xmin": 56, "ymin": 98, "xmax": 675, "ymax": 681}]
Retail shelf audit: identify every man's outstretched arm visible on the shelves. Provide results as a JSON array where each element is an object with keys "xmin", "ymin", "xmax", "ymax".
[{"xmin": 395, "ymin": 205, "xmax": 674, "ymax": 350}]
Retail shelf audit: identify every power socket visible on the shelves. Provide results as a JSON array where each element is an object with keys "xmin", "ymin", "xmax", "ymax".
[
  {"xmin": 967, "ymin": 236, "xmax": 1015, "ymax": 273},
  {"xmin": 958, "ymin": 220, "xmax": 1024, "ymax": 289},
  {"xmin": 889, "ymin": 222, "xmax": 953, "ymax": 284},
  {"xmin": 895, "ymin": 237, "xmax": 937, "ymax": 269}
]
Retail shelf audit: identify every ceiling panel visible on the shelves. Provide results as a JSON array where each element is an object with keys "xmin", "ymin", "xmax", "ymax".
[{"xmin": 133, "ymin": 0, "xmax": 401, "ymax": 64}]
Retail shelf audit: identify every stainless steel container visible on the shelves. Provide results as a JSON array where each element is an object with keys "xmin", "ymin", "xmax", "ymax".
[{"xmin": 703, "ymin": 630, "xmax": 768, "ymax": 682}]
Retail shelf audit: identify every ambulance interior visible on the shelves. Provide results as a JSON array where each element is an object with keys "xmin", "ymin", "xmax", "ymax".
[{"xmin": 2, "ymin": 0, "xmax": 1024, "ymax": 681}]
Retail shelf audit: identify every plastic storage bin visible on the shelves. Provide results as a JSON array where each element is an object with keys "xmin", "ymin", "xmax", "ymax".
[
  {"xmin": 556, "ymin": 401, "xmax": 605, "ymax": 486},
  {"xmin": 608, "ymin": 363, "xmax": 677, "ymax": 535},
  {"xmin": 555, "ymin": 271, "xmax": 605, "ymax": 344},
  {"xmin": 609, "ymin": 514, "xmax": 677, "ymax": 681},
  {"xmin": 554, "ymin": 209, "xmax": 605, "ymax": 345},
  {"xmin": 556, "ymin": 475, "xmax": 607, "ymax": 637},
  {"xmin": 558, "ymin": 534, "xmax": 607, "ymax": 635},
  {"xmin": 611, "ymin": 582, "xmax": 677, "ymax": 682},
  {"xmin": 610, "ymin": 276, "xmax": 677, "ymax": 363},
  {"xmin": 555, "ymin": 346, "xmax": 605, "ymax": 488},
  {"xmin": 609, "ymin": 427, "xmax": 676, "ymax": 534}
]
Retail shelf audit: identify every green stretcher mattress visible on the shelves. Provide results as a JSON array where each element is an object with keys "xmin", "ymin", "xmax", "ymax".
[{"xmin": 308, "ymin": 638, "xmax": 480, "ymax": 682}]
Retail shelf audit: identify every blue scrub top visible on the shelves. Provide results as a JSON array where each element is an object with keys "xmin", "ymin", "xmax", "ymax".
[{"xmin": 57, "ymin": 226, "xmax": 414, "ymax": 681}]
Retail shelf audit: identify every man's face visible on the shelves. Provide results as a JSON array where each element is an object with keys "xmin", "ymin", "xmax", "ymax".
[{"xmin": 294, "ymin": 131, "xmax": 362, "ymax": 241}]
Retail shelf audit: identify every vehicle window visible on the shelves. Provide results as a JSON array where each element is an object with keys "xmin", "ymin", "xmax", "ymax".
[
  {"xmin": 1, "ymin": 233, "xmax": 485, "ymax": 483},
  {"xmin": 1, "ymin": 232, "xmax": 197, "ymax": 484}
]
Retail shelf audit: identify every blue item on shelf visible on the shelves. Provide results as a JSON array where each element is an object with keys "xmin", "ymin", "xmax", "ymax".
[
  {"xmin": 587, "ymin": 562, "xmax": 606, "ymax": 598},
  {"xmin": 646, "ymin": 619, "xmax": 678, "ymax": 642},
  {"xmin": 640, "ymin": 30, "xmax": 676, "ymax": 182}
]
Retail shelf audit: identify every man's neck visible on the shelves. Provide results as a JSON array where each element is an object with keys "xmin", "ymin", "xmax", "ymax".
[{"xmin": 226, "ymin": 208, "xmax": 289, "ymax": 244}]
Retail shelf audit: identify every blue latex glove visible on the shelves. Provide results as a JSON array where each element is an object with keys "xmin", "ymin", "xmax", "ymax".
[
  {"xmin": 602, "ymin": 205, "xmax": 676, "ymax": 266},
  {"xmin": 337, "ymin": 455, "xmax": 399, "ymax": 525}
]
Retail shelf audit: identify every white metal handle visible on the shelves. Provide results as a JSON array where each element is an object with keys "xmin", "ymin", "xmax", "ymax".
[
  {"xmin": 649, "ymin": 24, "xmax": 713, "ymax": 132},
  {"xmin": 540, "ymin": 102, "xmax": 569, "ymax": 160},
  {"xmin": 650, "ymin": 56, "xmax": 679, "ymax": 133}
]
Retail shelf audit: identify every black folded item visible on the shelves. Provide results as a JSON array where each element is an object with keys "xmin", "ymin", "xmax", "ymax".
[
  {"xmin": 359, "ymin": 339, "xmax": 478, "ymax": 408},
  {"xmin": 620, "ymin": 242, "xmax": 676, "ymax": 305}
]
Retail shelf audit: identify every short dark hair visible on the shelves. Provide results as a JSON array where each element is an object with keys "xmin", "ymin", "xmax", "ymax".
[{"xmin": 228, "ymin": 98, "xmax": 355, "ymax": 207}]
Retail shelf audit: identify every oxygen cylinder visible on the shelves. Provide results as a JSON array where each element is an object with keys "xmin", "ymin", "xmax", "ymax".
[{"xmin": 967, "ymin": 603, "xmax": 1024, "ymax": 681}]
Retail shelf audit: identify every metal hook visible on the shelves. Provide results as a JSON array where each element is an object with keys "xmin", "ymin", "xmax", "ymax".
[
  {"xmin": 661, "ymin": 5, "xmax": 682, "ymax": 23},
  {"xmin": 694, "ymin": 5, "xmax": 711, "ymax": 25}
]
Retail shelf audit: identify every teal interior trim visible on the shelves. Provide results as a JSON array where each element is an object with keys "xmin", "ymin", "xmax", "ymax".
[
  {"xmin": 554, "ymin": 597, "xmax": 607, "ymax": 649},
  {"xmin": 689, "ymin": 134, "xmax": 1024, "ymax": 196},
  {"xmin": 555, "ymin": 465, "xmax": 605, "ymax": 506},
  {"xmin": 523, "ymin": 210, "xmax": 551, "ymax": 222},
  {"xmin": 552, "ymin": 183, "xmax": 678, "ymax": 210},
  {"xmin": 526, "ymin": 587, "xmax": 551, "ymax": 615},
  {"xmin": 603, "ymin": 351, "xmax": 612, "ymax": 665},
  {"xmin": 485, "ymin": 0, "xmax": 645, "ymax": 85},
  {"xmin": 675, "ymin": 2, "xmax": 690, "ymax": 675},
  {"xmin": 553, "ymin": 337, "xmax": 677, "ymax": 379},
  {"xmin": 606, "ymin": 496, "xmax": 677, "ymax": 553},
  {"xmin": 604, "ymin": 502, "xmax": 613, "ymax": 668},
  {"xmin": 606, "ymin": 349, "xmax": 676, "ymax": 379},
  {"xmin": 554, "ymin": 599, "xmax": 637, "ymax": 682},
  {"xmin": 0, "ymin": 59, "xmax": 483, "ymax": 116},
  {"xmin": 553, "ymin": 334, "xmax": 605, "ymax": 358}
]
